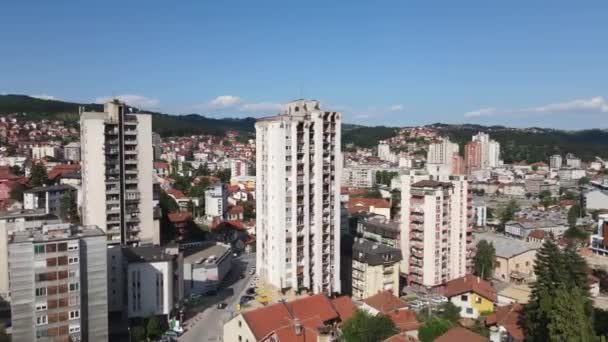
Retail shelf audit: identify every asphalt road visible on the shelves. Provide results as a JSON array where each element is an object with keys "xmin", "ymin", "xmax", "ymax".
[{"xmin": 178, "ymin": 253, "xmax": 256, "ymax": 342}]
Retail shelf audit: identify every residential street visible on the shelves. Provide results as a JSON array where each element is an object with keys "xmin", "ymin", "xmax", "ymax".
[{"xmin": 178, "ymin": 253, "xmax": 256, "ymax": 342}]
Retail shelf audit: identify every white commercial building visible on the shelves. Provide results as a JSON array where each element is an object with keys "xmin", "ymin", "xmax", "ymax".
[
  {"xmin": 81, "ymin": 100, "xmax": 158, "ymax": 245},
  {"xmin": 229, "ymin": 158, "xmax": 250, "ymax": 178},
  {"xmin": 401, "ymin": 172, "xmax": 473, "ymax": 291},
  {"xmin": 565, "ymin": 153, "xmax": 582, "ymax": 169},
  {"xmin": 378, "ymin": 142, "xmax": 391, "ymax": 161},
  {"xmin": 472, "ymin": 132, "xmax": 501, "ymax": 168},
  {"xmin": 204, "ymin": 182, "xmax": 227, "ymax": 218},
  {"xmin": 31, "ymin": 144, "xmax": 60, "ymax": 160},
  {"xmin": 255, "ymin": 100, "xmax": 341, "ymax": 294}
]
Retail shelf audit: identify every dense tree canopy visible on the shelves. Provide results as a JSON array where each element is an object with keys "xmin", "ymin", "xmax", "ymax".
[
  {"xmin": 341, "ymin": 310, "xmax": 398, "ymax": 342},
  {"xmin": 29, "ymin": 163, "xmax": 49, "ymax": 187}
]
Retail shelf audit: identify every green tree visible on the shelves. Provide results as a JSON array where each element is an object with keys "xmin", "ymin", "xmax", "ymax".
[
  {"xmin": 10, "ymin": 183, "xmax": 27, "ymax": 202},
  {"xmin": 522, "ymin": 240, "xmax": 594, "ymax": 341},
  {"xmin": 340, "ymin": 310, "xmax": 398, "ymax": 342},
  {"xmin": 578, "ymin": 176, "xmax": 591, "ymax": 186},
  {"xmin": 240, "ymin": 201, "xmax": 255, "ymax": 221},
  {"xmin": 438, "ymin": 302, "xmax": 461, "ymax": 323},
  {"xmin": 146, "ymin": 317, "xmax": 163, "ymax": 340},
  {"xmin": 189, "ymin": 178, "xmax": 210, "ymax": 199},
  {"xmin": 29, "ymin": 163, "xmax": 49, "ymax": 187},
  {"xmin": 216, "ymin": 168, "xmax": 231, "ymax": 183},
  {"xmin": 547, "ymin": 285, "xmax": 594, "ymax": 341},
  {"xmin": 418, "ymin": 318, "xmax": 452, "ymax": 342},
  {"xmin": 473, "ymin": 240, "xmax": 496, "ymax": 280},
  {"xmin": 497, "ymin": 199, "xmax": 519, "ymax": 231},
  {"xmin": 568, "ymin": 203, "xmax": 582, "ymax": 228},
  {"xmin": 195, "ymin": 163, "xmax": 210, "ymax": 176},
  {"xmin": 159, "ymin": 190, "xmax": 179, "ymax": 213},
  {"xmin": 538, "ymin": 190, "xmax": 554, "ymax": 208},
  {"xmin": 131, "ymin": 325, "xmax": 146, "ymax": 342},
  {"xmin": 172, "ymin": 175, "xmax": 191, "ymax": 193},
  {"xmin": 59, "ymin": 190, "xmax": 79, "ymax": 223}
]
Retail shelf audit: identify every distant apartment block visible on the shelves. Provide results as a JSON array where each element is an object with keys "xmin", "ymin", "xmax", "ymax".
[
  {"xmin": 549, "ymin": 154, "xmax": 562, "ymax": 169},
  {"xmin": 401, "ymin": 175, "xmax": 473, "ymax": 291},
  {"xmin": 8, "ymin": 223, "xmax": 108, "ymax": 341},
  {"xmin": 63, "ymin": 142, "xmax": 81, "ymax": 162},
  {"xmin": 466, "ymin": 133, "xmax": 501, "ymax": 171},
  {"xmin": 23, "ymin": 184, "xmax": 77, "ymax": 217},
  {"xmin": 256, "ymin": 100, "xmax": 342, "ymax": 294},
  {"xmin": 205, "ymin": 182, "xmax": 227, "ymax": 219},
  {"xmin": 590, "ymin": 214, "xmax": 608, "ymax": 256},
  {"xmin": 80, "ymin": 100, "xmax": 158, "ymax": 245},
  {"xmin": 427, "ymin": 138, "xmax": 459, "ymax": 170},
  {"xmin": 342, "ymin": 166, "xmax": 377, "ymax": 188}
]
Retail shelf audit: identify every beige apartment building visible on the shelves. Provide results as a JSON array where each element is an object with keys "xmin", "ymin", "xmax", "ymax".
[{"xmin": 351, "ymin": 238, "xmax": 401, "ymax": 300}]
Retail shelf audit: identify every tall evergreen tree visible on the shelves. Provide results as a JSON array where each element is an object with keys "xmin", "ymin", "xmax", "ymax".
[
  {"xmin": 473, "ymin": 240, "xmax": 496, "ymax": 280},
  {"xmin": 547, "ymin": 285, "xmax": 594, "ymax": 342},
  {"xmin": 29, "ymin": 163, "xmax": 48, "ymax": 187}
]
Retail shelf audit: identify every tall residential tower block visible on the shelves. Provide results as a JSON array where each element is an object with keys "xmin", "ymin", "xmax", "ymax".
[{"xmin": 255, "ymin": 100, "xmax": 342, "ymax": 294}]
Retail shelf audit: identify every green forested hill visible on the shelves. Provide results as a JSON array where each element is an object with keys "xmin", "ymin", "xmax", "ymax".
[{"xmin": 0, "ymin": 94, "xmax": 255, "ymax": 137}]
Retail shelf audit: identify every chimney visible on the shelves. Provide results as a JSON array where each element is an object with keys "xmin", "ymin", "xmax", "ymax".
[{"xmin": 294, "ymin": 319, "xmax": 303, "ymax": 336}]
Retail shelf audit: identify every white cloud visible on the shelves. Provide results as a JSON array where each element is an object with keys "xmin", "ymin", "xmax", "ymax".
[
  {"xmin": 464, "ymin": 96, "xmax": 608, "ymax": 118},
  {"xmin": 464, "ymin": 107, "xmax": 499, "ymax": 118},
  {"xmin": 239, "ymin": 102, "xmax": 284, "ymax": 113},
  {"xmin": 96, "ymin": 94, "xmax": 160, "ymax": 108},
  {"xmin": 388, "ymin": 104, "xmax": 404, "ymax": 112},
  {"xmin": 208, "ymin": 95, "xmax": 242, "ymax": 109},
  {"xmin": 31, "ymin": 94, "xmax": 57, "ymax": 100}
]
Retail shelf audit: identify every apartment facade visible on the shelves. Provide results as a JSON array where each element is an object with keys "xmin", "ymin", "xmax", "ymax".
[
  {"xmin": 80, "ymin": 100, "xmax": 157, "ymax": 245},
  {"xmin": 471, "ymin": 132, "xmax": 501, "ymax": 169},
  {"xmin": 427, "ymin": 138, "xmax": 459, "ymax": 169},
  {"xmin": 8, "ymin": 223, "xmax": 108, "ymax": 342},
  {"xmin": 255, "ymin": 100, "xmax": 341, "ymax": 294},
  {"xmin": 204, "ymin": 182, "xmax": 227, "ymax": 218},
  {"xmin": 549, "ymin": 154, "xmax": 562, "ymax": 169},
  {"xmin": 351, "ymin": 238, "xmax": 401, "ymax": 300},
  {"xmin": 342, "ymin": 166, "xmax": 377, "ymax": 188},
  {"xmin": 23, "ymin": 185, "xmax": 77, "ymax": 217},
  {"xmin": 401, "ymin": 174, "xmax": 473, "ymax": 291},
  {"xmin": 464, "ymin": 140, "xmax": 482, "ymax": 174}
]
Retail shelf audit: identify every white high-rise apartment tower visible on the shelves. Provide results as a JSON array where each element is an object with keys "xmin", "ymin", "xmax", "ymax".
[
  {"xmin": 427, "ymin": 138, "xmax": 459, "ymax": 168},
  {"xmin": 401, "ymin": 171, "xmax": 473, "ymax": 291},
  {"xmin": 81, "ymin": 100, "xmax": 158, "ymax": 245},
  {"xmin": 550, "ymin": 154, "xmax": 563, "ymax": 169},
  {"xmin": 256, "ymin": 100, "xmax": 341, "ymax": 294},
  {"xmin": 472, "ymin": 132, "xmax": 501, "ymax": 168}
]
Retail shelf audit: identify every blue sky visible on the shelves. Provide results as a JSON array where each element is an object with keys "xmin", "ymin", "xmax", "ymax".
[{"xmin": 1, "ymin": 1, "xmax": 607, "ymax": 129}]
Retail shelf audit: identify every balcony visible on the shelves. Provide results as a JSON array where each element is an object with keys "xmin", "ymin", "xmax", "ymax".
[
  {"xmin": 124, "ymin": 159, "xmax": 138, "ymax": 165},
  {"xmin": 124, "ymin": 128, "xmax": 138, "ymax": 135},
  {"xmin": 411, "ymin": 250, "xmax": 423, "ymax": 259},
  {"xmin": 124, "ymin": 139, "xmax": 137, "ymax": 145}
]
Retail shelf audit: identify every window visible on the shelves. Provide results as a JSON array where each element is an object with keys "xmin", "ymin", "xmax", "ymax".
[
  {"xmin": 68, "ymin": 257, "xmax": 79, "ymax": 265},
  {"xmin": 525, "ymin": 261, "xmax": 530, "ymax": 266},
  {"xmin": 515, "ymin": 263, "xmax": 520, "ymax": 269},
  {"xmin": 238, "ymin": 321, "xmax": 242, "ymax": 327},
  {"xmin": 34, "ymin": 245, "xmax": 46, "ymax": 254},
  {"xmin": 45, "ymin": 244, "xmax": 57, "ymax": 253},
  {"xmin": 466, "ymin": 308, "xmax": 473, "ymax": 314},
  {"xmin": 460, "ymin": 295, "xmax": 468, "ymax": 301},
  {"xmin": 36, "ymin": 329, "xmax": 48, "ymax": 338},
  {"xmin": 475, "ymin": 296, "xmax": 482, "ymax": 304},
  {"xmin": 69, "ymin": 270, "xmax": 78, "ymax": 278},
  {"xmin": 69, "ymin": 283, "xmax": 79, "ymax": 292},
  {"xmin": 36, "ymin": 315, "xmax": 48, "ymax": 326},
  {"xmin": 69, "ymin": 325, "xmax": 81, "ymax": 333},
  {"xmin": 68, "ymin": 244, "xmax": 79, "ymax": 251},
  {"xmin": 239, "ymin": 336, "xmax": 242, "ymax": 342},
  {"xmin": 69, "ymin": 310, "xmax": 80, "ymax": 320},
  {"xmin": 496, "ymin": 261, "xmax": 501, "ymax": 268},
  {"xmin": 57, "ymin": 243, "xmax": 68, "ymax": 252},
  {"xmin": 35, "ymin": 287, "xmax": 47, "ymax": 297},
  {"xmin": 69, "ymin": 295, "xmax": 79, "ymax": 306},
  {"xmin": 36, "ymin": 303, "xmax": 48, "ymax": 311}
]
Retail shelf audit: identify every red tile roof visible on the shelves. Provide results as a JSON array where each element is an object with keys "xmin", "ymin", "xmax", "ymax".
[
  {"xmin": 331, "ymin": 296, "xmax": 356, "ymax": 323},
  {"xmin": 486, "ymin": 304, "xmax": 524, "ymax": 341},
  {"xmin": 388, "ymin": 309, "xmax": 420, "ymax": 332},
  {"xmin": 47, "ymin": 164, "xmax": 80, "ymax": 180},
  {"xmin": 445, "ymin": 275, "xmax": 497, "ymax": 302},
  {"xmin": 168, "ymin": 212, "xmax": 192, "ymax": 223},
  {"xmin": 242, "ymin": 302, "xmax": 293, "ymax": 340},
  {"xmin": 436, "ymin": 327, "xmax": 488, "ymax": 342},
  {"xmin": 265, "ymin": 316, "xmax": 323, "ymax": 341},
  {"xmin": 154, "ymin": 162, "xmax": 170, "ymax": 169},
  {"xmin": 243, "ymin": 294, "xmax": 354, "ymax": 340},
  {"xmin": 348, "ymin": 197, "xmax": 391, "ymax": 214},
  {"xmin": 228, "ymin": 205, "xmax": 244, "ymax": 214},
  {"xmin": 166, "ymin": 188, "xmax": 186, "ymax": 200},
  {"xmin": 361, "ymin": 291, "xmax": 408, "ymax": 314},
  {"xmin": 527, "ymin": 229, "xmax": 546, "ymax": 240}
]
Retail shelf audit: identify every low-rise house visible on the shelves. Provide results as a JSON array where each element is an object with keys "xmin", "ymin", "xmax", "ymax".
[
  {"xmin": 168, "ymin": 212, "xmax": 193, "ymax": 240},
  {"xmin": 223, "ymin": 294, "xmax": 355, "ymax": 342},
  {"xmin": 182, "ymin": 242, "xmax": 232, "ymax": 296},
  {"xmin": 226, "ymin": 205, "xmax": 244, "ymax": 221},
  {"xmin": 486, "ymin": 304, "xmax": 524, "ymax": 342},
  {"xmin": 359, "ymin": 291, "xmax": 420, "ymax": 334},
  {"xmin": 444, "ymin": 274, "xmax": 496, "ymax": 319},
  {"xmin": 584, "ymin": 189, "xmax": 608, "ymax": 211},
  {"xmin": 474, "ymin": 233, "xmax": 538, "ymax": 284},
  {"xmin": 496, "ymin": 284, "xmax": 531, "ymax": 305},
  {"xmin": 352, "ymin": 239, "xmax": 401, "ymax": 300},
  {"xmin": 505, "ymin": 219, "xmax": 567, "ymax": 240},
  {"xmin": 166, "ymin": 188, "xmax": 192, "ymax": 212},
  {"xmin": 63, "ymin": 141, "xmax": 81, "ymax": 162},
  {"xmin": 348, "ymin": 197, "xmax": 391, "ymax": 218}
]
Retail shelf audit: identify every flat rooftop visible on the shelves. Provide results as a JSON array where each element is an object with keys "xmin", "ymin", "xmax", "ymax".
[
  {"xmin": 183, "ymin": 242, "xmax": 231, "ymax": 265},
  {"xmin": 474, "ymin": 232, "xmax": 538, "ymax": 259}
]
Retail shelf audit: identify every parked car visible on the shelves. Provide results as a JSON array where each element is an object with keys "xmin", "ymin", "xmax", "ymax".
[
  {"xmin": 240, "ymin": 296, "xmax": 251, "ymax": 305},
  {"xmin": 430, "ymin": 295, "xmax": 448, "ymax": 304},
  {"xmin": 408, "ymin": 300, "xmax": 424, "ymax": 310},
  {"xmin": 246, "ymin": 288, "xmax": 256, "ymax": 295},
  {"xmin": 217, "ymin": 302, "xmax": 228, "ymax": 309}
]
